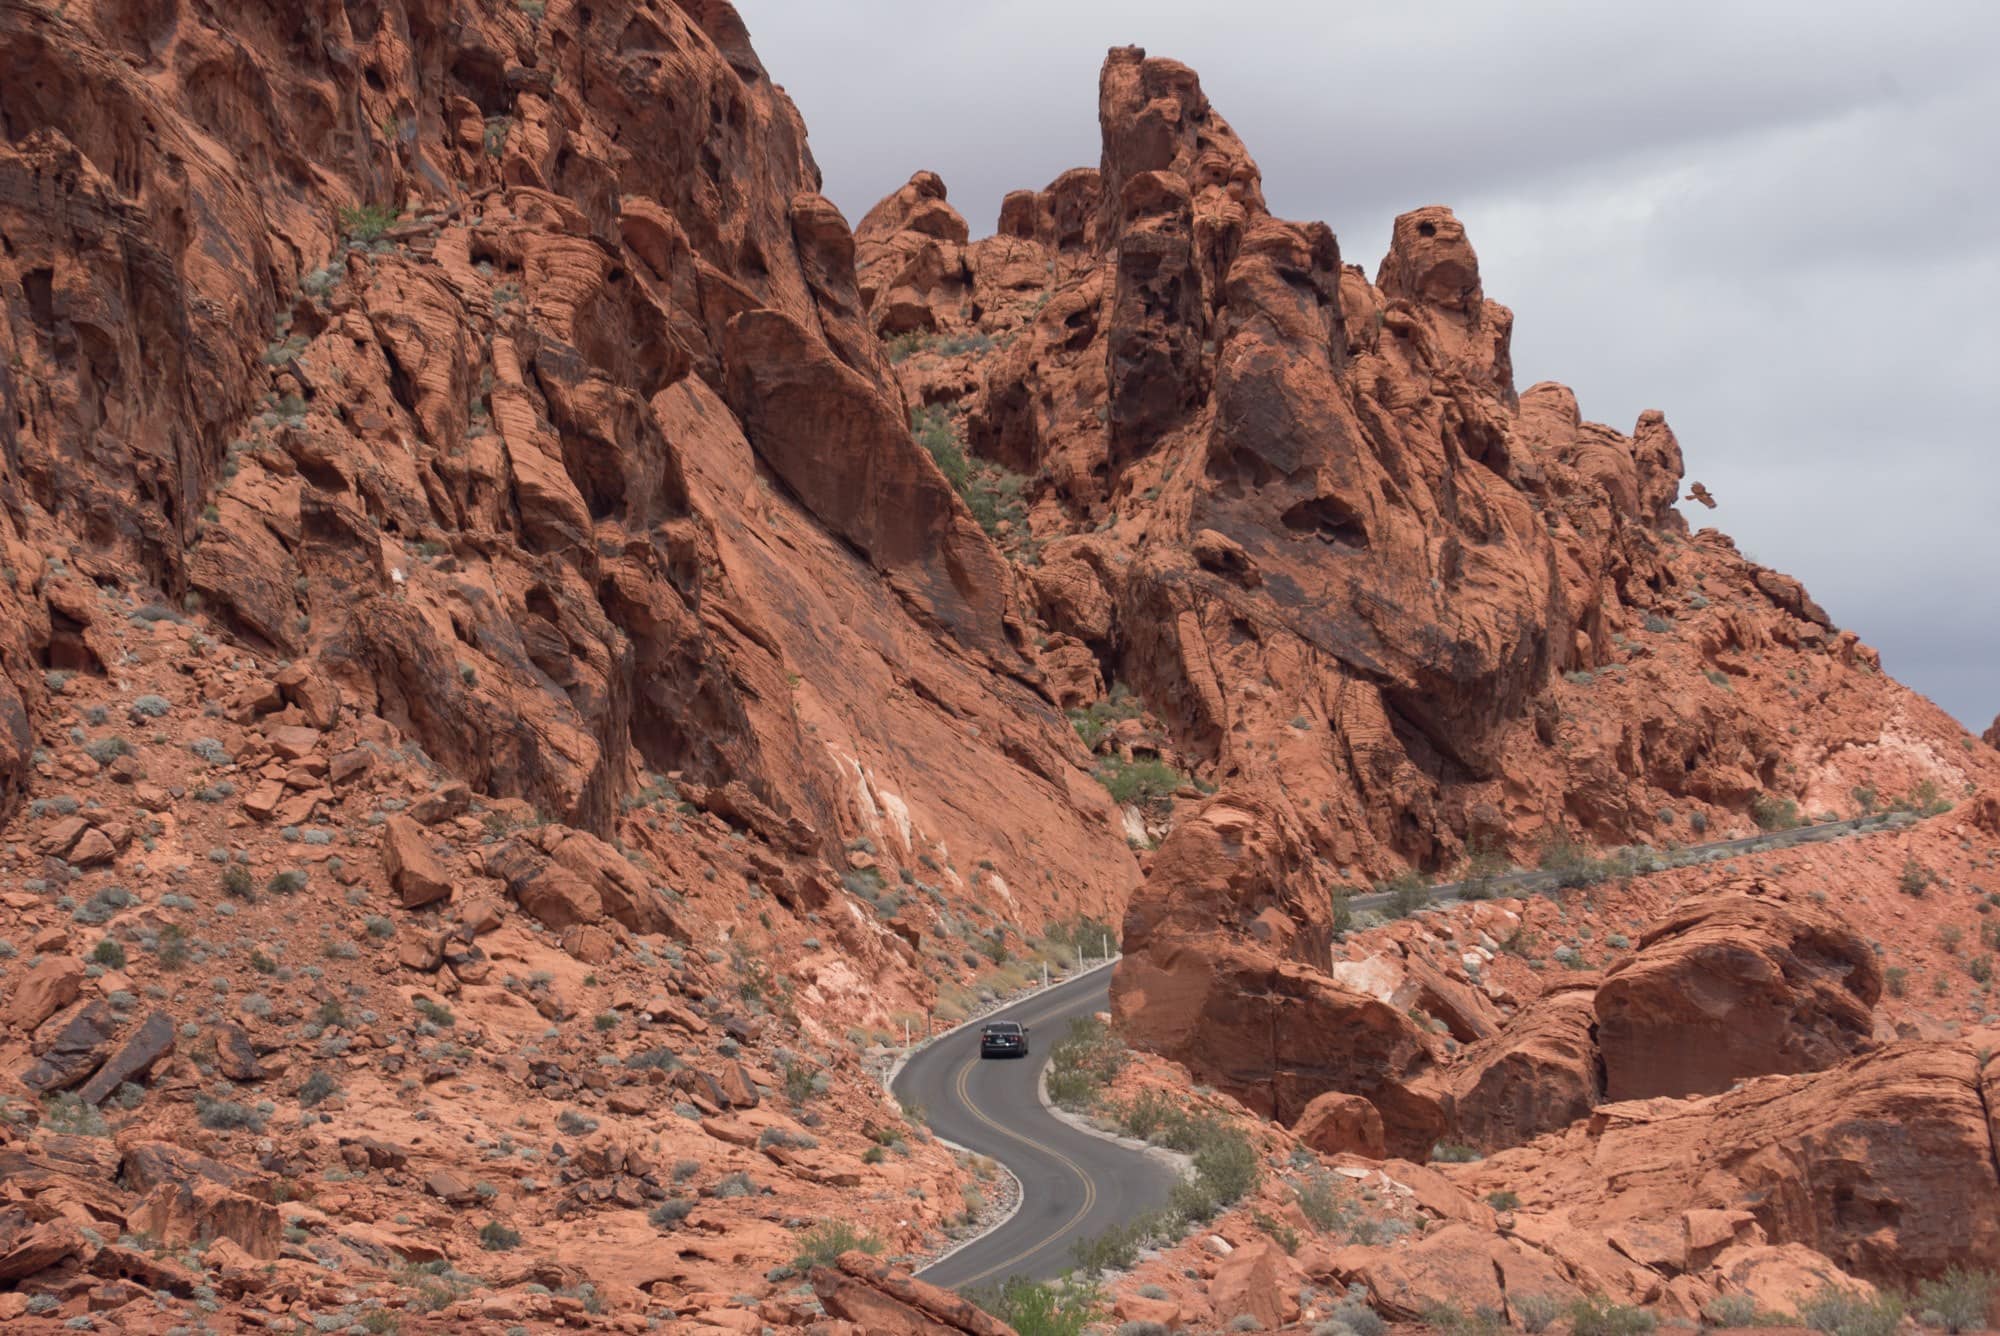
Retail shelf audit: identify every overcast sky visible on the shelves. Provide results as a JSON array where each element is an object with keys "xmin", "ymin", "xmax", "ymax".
[{"xmin": 740, "ymin": 1, "xmax": 1998, "ymax": 731}]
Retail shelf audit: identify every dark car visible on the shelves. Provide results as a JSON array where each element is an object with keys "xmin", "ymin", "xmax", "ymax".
[{"xmin": 979, "ymin": 1021, "xmax": 1029, "ymax": 1058}]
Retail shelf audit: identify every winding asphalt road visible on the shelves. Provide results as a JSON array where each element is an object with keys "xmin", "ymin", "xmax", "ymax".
[
  {"xmin": 892, "ymin": 967, "xmax": 1175, "ymax": 1291},
  {"xmin": 891, "ymin": 810, "xmax": 1914, "ymax": 1291}
]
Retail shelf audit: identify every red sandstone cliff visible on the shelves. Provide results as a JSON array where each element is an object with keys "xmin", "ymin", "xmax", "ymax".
[{"xmin": 1, "ymin": 5, "xmax": 1996, "ymax": 1329}]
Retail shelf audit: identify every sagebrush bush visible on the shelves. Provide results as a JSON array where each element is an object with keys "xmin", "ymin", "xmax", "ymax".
[
  {"xmin": 1797, "ymin": 1287, "xmax": 1903, "ymax": 1336},
  {"xmin": 1566, "ymin": 1294, "xmax": 1655, "ymax": 1336},
  {"xmin": 196, "ymin": 1098, "xmax": 268, "ymax": 1133},
  {"xmin": 1914, "ymin": 1267, "xmax": 1996, "ymax": 1334},
  {"xmin": 791, "ymin": 1219, "xmax": 882, "ymax": 1272}
]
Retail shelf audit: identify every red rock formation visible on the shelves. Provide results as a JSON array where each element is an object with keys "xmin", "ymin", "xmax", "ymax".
[
  {"xmin": 1435, "ymin": 984, "xmax": 1602, "ymax": 1153},
  {"xmin": 858, "ymin": 43, "xmax": 1997, "ymax": 894},
  {"xmin": 1595, "ymin": 889, "xmax": 1880, "ymax": 1101},
  {"xmin": 1462, "ymin": 1041, "xmax": 2000, "ymax": 1287},
  {"xmin": 811, "ymin": 1250, "xmax": 1018, "ymax": 1335},
  {"xmin": 0, "ymin": 0, "xmax": 1137, "ymax": 930},
  {"xmin": 1112, "ymin": 798, "xmax": 1447, "ymax": 1158}
]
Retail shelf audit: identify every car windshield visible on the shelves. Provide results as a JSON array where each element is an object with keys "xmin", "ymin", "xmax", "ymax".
[{"xmin": 985, "ymin": 1023, "xmax": 1021, "ymax": 1035}]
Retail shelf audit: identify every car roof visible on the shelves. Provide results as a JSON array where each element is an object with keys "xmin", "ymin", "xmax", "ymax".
[{"xmin": 983, "ymin": 1021, "xmax": 1021, "ymax": 1031}]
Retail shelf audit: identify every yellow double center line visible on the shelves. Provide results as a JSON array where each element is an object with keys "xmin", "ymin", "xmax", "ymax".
[{"xmin": 946, "ymin": 1049, "xmax": 1099, "ymax": 1288}]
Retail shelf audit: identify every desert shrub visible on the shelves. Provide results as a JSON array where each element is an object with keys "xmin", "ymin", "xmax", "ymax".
[
  {"xmin": 1092, "ymin": 755, "xmax": 1185, "ymax": 807},
  {"xmin": 1914, "ymin": 1267, "xmax": 1996, "ymax": 1333},
  {"xmin": 1702, "ymin": 1294, "xmax": 1760, "ymax": 1328},
  {"xmin": 1538, "ymin": 829, "xmax": 1608, "ymax": 889},
  {"xmin": 649, "ymin": 1198, "xmax": 694, "ymax": 1230},
  {"xmin": 414, "ymin": 997, "xmax": 454, "ymax": 1027},
  {"xmin": 1045, "ymin": 1016, "xmax": 1126, "ymax": 1111},
  {"xmin": 1910, "ymin": 778, "xmax": 1954, "ymax": 816},
  {"xmin": 84, "ymin": 736, "xmax": 131, "ymax": 764},
  {"xmin": 1071, "ymin": 1220, "xmax": 1142, "ymax": 1274},
  {"xmin": 1484, "ymin": 1189, "xmax": 1520, "ymax": 1211},
  {"xmin": 1751, "ymin": 793, "xmax": 1802, "ymax": 832},
  {"xmin": 758, "ymin": 1127, "xmax": 818, "ymax": 1151},
  {"xmin": 1118, "ymin": 1088, "xmax": 1176, "ymax": 1141},
  {"xmin": 1294, "ymin": 1171, "xmax": 1352, "ymax": 1234},
  {"xmin": 43, "ymin": 1092, "xmax": 110, "ymax": 1137},
  {"xmin": 266, "ymin": 869, "xmax": 308, "ymax": 895},
  {"xmin": 624, "ymin": 1047, "xmax": 680, "ymax": 1072},
  {"xmin": 91, "ymin": 939, "xmax": 126, "ymax": 968},
  {"xmin": 1327, "ymin": 1297, "xmax": 1386, "ymax": 1336},
  {"xmin": 1190, "ymin": 1125, "xmax": 1259, "ymax": 1207},
  {"xmin": 196, "ymin": 1097, "xmax": 268, "ymax": 1132},
  {"xmin": 1513, "ymin": 1293, "xmax": 1562, "ymax": 1334},
  {"xmin": 298, "ymin": 1070, "xmax": 340, "ymax": 1108},
  {"xmin": 1067, "ymin": 684, "xmax": 1146, "ymax": 749},
  {"xmin": 1566, "ymin": 1294, "xmax": 1656, "ymax": 1336},
  {"xmin": 1328, "ymin": 890, "xmax": 1354, "ymax": 936},
  {"xmin": 339, "ymin": 203, "xmax": 401, "ymax": 242},
  {"xmin": 1798, "ymin": 1287, "xmax": 1903, "ymax": 1336},
  {"xmin": 1423, "ymin": 1302, "xmax": 1507, "ymax": 1336},
  {"xmin": 908, "ymin": 404, "xmax": 1028, "ymax": 537},
  {"xmin": 966, "ymin": 1276, "xmax": 1104, "ymax": 1336},
  {"xmin": 791, "ymin": 1219, "xmax": 882, "ymax": 1272},
  {"xmin": 1901, "ymin": 857, "xmax": 1936, "ymax": 897},
  {"xmin": 189, "ymin": 737, "xmax": 231, "ymax": 765},
  {"xmin": 1116, "ymin": 1323, "xmax": 1170, "ymax": 1336},
  {"xmin": 479, "ymin": 1221, "xmax": 521, "ymax": 1251},
  {"xmin": 223, "ymin": 865, "xmax": 256, "ymax": 901},
  {"xmin": 783, "ymin": 1060, "xmax": 817, "ymax": 1104},
  {"xmin": 130, "ymin": 695, "xmax": 171, "ymax": 718},
  {"xmin": 1457, "ymin": 842, "xmax": 1511, "ymax": 900},
  {"xmin": 1430, "ymin": 1143, "xmax": 1482, "ymax": 1163},
  {"xmin": 1378, "ymin": 870, "xmax": 1428, "ymax": 918}
]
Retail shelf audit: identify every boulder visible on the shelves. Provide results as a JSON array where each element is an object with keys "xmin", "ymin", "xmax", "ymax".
[
  {"xmin": 0, "ymin": 1212, "xmax": 84, "ymax": 1281},
  {"xmin": 127, "ymin": 1178, "xmax": 281, "ymax": 1260},
  {"xmin": 811, "ymin": 1250, "xmax": 1018, "ymax": 1334},
  {"xmin": 4, "ymin": 955, "xmax": 84, "ymax": 1031},
  {"xmin": 264, "ymin": 724, "xmax": 322, "ymax": 761},
  {"xmin": 1441, "ymin": 984, "xmax": 1602, "ymax": 1151},
  {"xmin": 381, "ymin": 815, "xmax": 454, "ymax": 909},
  {"xmin": 275, "ymin": 662, "xmax": 341, "ymax": 729},
  {"xmin": 67, "ymin": 826, "xmax": 116, "ymax": 867},
  {"xmin": 1702, "ymin": 1242, "xmax": 1874, "ymax": 1313},
  {"xmin": 411, "ymin": 780, "xmax": 471, "ymax": 825},
  {"xmin": 120, "ymin": 1141, "xmax": 265, "ymax": 1196},
  {"xmin": 1595, "ymin": 889, "xmax": 1879, "ymax": 1101},
  {"xmin": 1340, "ymin": 1221, "xmax": 1582, "ymax": 1324},
  {"xmin": 76, "ymin": 1009, "xmax": 176, "ymax": 1104},
  {"xmin": 488, "ymin": 839, "xmax": 601, "ymax": 930},
  {"xmin": 20, "ymin": 999, "xmax": 118, "ymax": 1091},
  {"xmin": 215, "ymin": 1023, "xmax": 264, "ymax": 1082},
  {"xmin": 1293, "ymin": 1091, "xmax": 1386, "ymax": 1159},
  {"xmin": 717, "ymin": 1061, "xmax": 761, "ymax": 1110},
  {"xmin": 1210, "ymin": 1237, "xmax": 1303, "ymax": 1331}
]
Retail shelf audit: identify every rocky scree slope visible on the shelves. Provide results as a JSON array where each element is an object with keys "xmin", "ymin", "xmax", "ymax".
[{"xmin": 0, "ymin": 0, "xmax": 1151, "ymax": 1330}]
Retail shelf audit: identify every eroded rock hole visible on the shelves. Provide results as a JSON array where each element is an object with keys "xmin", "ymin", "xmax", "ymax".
[{"xmin": 1281, "ymin": 495, "xmax": 1369, "ymax": 549}]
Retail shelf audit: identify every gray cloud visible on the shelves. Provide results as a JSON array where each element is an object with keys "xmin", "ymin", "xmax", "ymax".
[{"xmin": 742, "ymin": 0, "xmax": 1999, "ymax": 730}]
